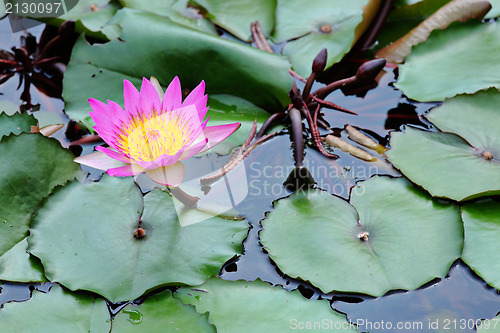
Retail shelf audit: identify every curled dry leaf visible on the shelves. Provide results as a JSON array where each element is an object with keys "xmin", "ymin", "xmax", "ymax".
[
  {"xmin": 30, "ymin": 124, "xmax": 64, "ymax": 137},
  {"xmin": 346, "ymin": 124, "xmax": 387, "ymax": 153},
  {"xmin": 324, "ymin": 135, "xmax": 377, "ymax": 162},
  {"xmin": 40, "ymin": 124, "xmax": 65, "ymax": 137},
  {"xmin": 375, "ymin": 0, "xmax": 492, "ymax": 63}
]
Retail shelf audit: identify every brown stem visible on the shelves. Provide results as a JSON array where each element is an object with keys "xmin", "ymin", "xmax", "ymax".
[
  {"xmin": 170, "ymin": 186, "xmax": 200, "ymax": 209},
  {"xmin": 251, "ymin": 21, "xmax": 273, "ymax": 53},
  {"xmin": 309, "ymin": 76, "xmax": 357, "ymax": 102},
  {"xmin": 256, "ymin": 112, "xmax": 286, "ymax": 139}
]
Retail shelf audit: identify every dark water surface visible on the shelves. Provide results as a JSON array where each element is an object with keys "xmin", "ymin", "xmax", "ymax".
[{"xmin": 1, "ymin": 14, "xmax": 500, "ymax": 333}]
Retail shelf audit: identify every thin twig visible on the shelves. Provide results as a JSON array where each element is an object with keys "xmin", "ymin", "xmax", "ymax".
[
  {"xmin": 289, "ymin": 69, "xmax": 307, "ymax": 83},
  {"xmin": 200, "ymin": 132, "xmax": 277, "ymax": 185},
  {"xmin": 251, "ymin": 21, "xmax": 273, "ymax": 53},
  {"xmin": 310, "ymin": 95, "xmax": 357, "ymax": 115}
]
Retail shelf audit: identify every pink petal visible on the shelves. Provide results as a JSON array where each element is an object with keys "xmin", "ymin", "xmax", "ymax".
[
  {"xmin": 145, "ymin": 162, "xmax": 185, "ymax": 187},
  {"xmin": 168, "ymin": 104, "xmax": 205, "ymax": 144},
  {"xmin": 180, "ymin": 138, "xmax": 208, "ymax": 160},
  {"xmin": 74, "ymin": 151, "xmax": 128, "ymax": 170},
  {"xmin": 139, "ymin": 77, "xmax": 162, "ymax": 117},
  {"xmin": 162, "ymin": 76, "xmax": 182, "ymax": 111},
  {"xmin": 182, "ymin": 81, "xmax": 207, "ymax": 121},
  {"xmin": 89, "ymin": 99, "xmax": 114, "ymax": 131},
  {"xmin": 106, "ymin": 100, "xmax": 129, "ymax": 125},
  {"xmin": 199, "ymin": 122, "xmax": 241, "ymax": 153},
  {"xmin": 95, "ymin": 146, "xmax": 131, "ymax": 163},
  {"xmin": 107, "ymin": 164, "xmax": 145, "ymax": 177},
  {"xmin": 197, "ymin": 105, "xmax": 209, "ymax": 123},
  {"xmin": 123, "ymin": 79, "xmax": 141, "ymax": 118}
]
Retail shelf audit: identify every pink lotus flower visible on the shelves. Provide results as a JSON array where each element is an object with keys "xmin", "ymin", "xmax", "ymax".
[{"xmin": 75, "ymin": 77, "xmax": 240, "ymax": 187}]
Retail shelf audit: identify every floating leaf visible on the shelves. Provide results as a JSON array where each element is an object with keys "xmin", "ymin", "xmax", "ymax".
[
  {"xmin": 386, "ymin": 89, "xmax": 500, "ymax": 201},
  {"xmin": 462, "ymin": 199, "xmax": 500, "ymax": 291},
  {"xmin": 396, "ymin": 21, "xmax": 500, "ymax": 101},
  {"xmin": 29, "ymin": 176, "xmax": 249, "ymax": 302},
  {"xmin": 191, "ymin": 0, "xmax": 275, "ymax": 41},
  {"xmin": 260, "ymin": 176, "xmax": 462, "ymax": 296},
  {"xmin": 120, "ymin": 0, "xmax": 217, "ymax": 34},
  {"xmin": 272, "ymin": 0, "xmax": 372, "ymax": 77},
  {"xmin": 111, "ymin": 289, "xmax": 215, "ymax": 332},
  {"xmin": 0, "ymin": 284, "xmax": 110, "ymax": 332},
  {"xmin": 376, "ymin": 0, "xmax": 491, "ymax": 63},
  {"xmin": 63, "ymin": 8, "xmax": 292, "ymax": 130},
  {"xmin": 176, "ymin": 277, "xmax": 358, "ymax": 332},
  {"xmin": 0, "ymin": 238, "xmax": 46, "ymax": 282},
  {"xmin": 0, "ymin": 133, "xmax": 81, "ymax": 282},
  {"xmin": 0, "ymin": 112, "xmax": 37, "ymax": 139}
]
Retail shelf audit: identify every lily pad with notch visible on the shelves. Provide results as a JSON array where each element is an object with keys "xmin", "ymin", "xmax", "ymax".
[
  {"xmin": 272, "ymin": 0, "xmax": 378, "ymax": 77},
  {"xmin": 28, "ymin": 175, "xmax": 249, "ymax": 302},
  {"xmin": 461, "ymin": 199, "xmax": 500, "ymax": 292},
  {"xmin": 176, "ymin": 277, "xmax": 358, "ymax": 332},
  {"xmin": 0, "ymin": 284, "xmax": 110, "ymax": 332},
  {"xmin": 386, "ymin": 89, "xmax": 500, "ymax": 201},
  {"xmin": 0, "ymin": 133, "xmax": 82, "ymax": 282},
  {"xmin": 112, "ymin": 289, "xmax": 215, "ymax": 332},
  {"xmin": 260, "ymin": 176, "xmax": 463, "ymax": 297},
  {"xmin": 396, "ymin": 21, "xmax": 500, "ymax": 102}
]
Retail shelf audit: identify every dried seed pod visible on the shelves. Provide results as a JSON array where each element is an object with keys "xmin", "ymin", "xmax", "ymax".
[
  {"xmin": 345, "ymin": 125, "xmax": 387, "ymax": 153},
  {"xmin": 324, "ymin": 135, "xmax": 377, "ymax": 162}
]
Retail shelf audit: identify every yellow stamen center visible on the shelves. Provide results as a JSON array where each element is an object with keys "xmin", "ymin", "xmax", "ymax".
[{"xmin": 116, "ymin": 112, "xmax": 193, "ymax": 162}]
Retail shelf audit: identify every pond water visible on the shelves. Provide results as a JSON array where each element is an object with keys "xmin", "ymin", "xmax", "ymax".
[{"xmin": 1, "ymin": 14, "xmax": 500, "ymax": 333}]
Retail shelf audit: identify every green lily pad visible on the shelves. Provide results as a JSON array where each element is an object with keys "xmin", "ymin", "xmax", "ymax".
[
  {"xmin": 63, "ymin": 8, "xmax": 292, "ymax": 129},
  {"xmin": 386, "ymin": 90, "xmax": 500, "ymax": 201},
  {"xmin": 176, "ymin": 277, "xmax": 358, "ymax": 332},
  {"xmin": 0, "ymin": 133, "xmax": 81, "ymax": 281},
  {"xmin": 0, "ymin": 284, "xmax": 110, "ymax": 332},
  {"xmin": 0, "ymin": 112, "xmax": 37, "ymax": 139},
  {"xmin": 191, "ymin": 0, "xmax": 275, "ymax": 41},
  {"xmin": 273, "ymin": 0, "xmax": 368, "ymax": 77},
  {"xmin": 120, "ymin": 0, "xmax": 217, "ymax": 34},
  {"xmin": 112, "ymin": 289, "xmax": 215, "ymax": 332},
  {"xmin": 0, "ymin": 237, "xmax": 46, "ymax": 282},
  {"xmin": 426, "ymin": 88, "xmax": 500, "ymax": 150},
  {"xmin": 28, "ymin": 176, "xmax": 249, "ymax": 302},
  {"xmin": 260, "ymin": 176, "xmax": 462, "ymax": 296},
  {"xmin": 461, "ymin": 199, "xmax": 500, "ymax": 291},
  {"xmin": 396, "ymin": 21, "xmax": 500, "ymax": 102}
]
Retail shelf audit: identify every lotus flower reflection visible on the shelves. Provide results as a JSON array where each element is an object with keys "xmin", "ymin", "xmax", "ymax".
[{"xmin": 75, "ymin": 77, "xmax": 240, "ymax": 186}]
